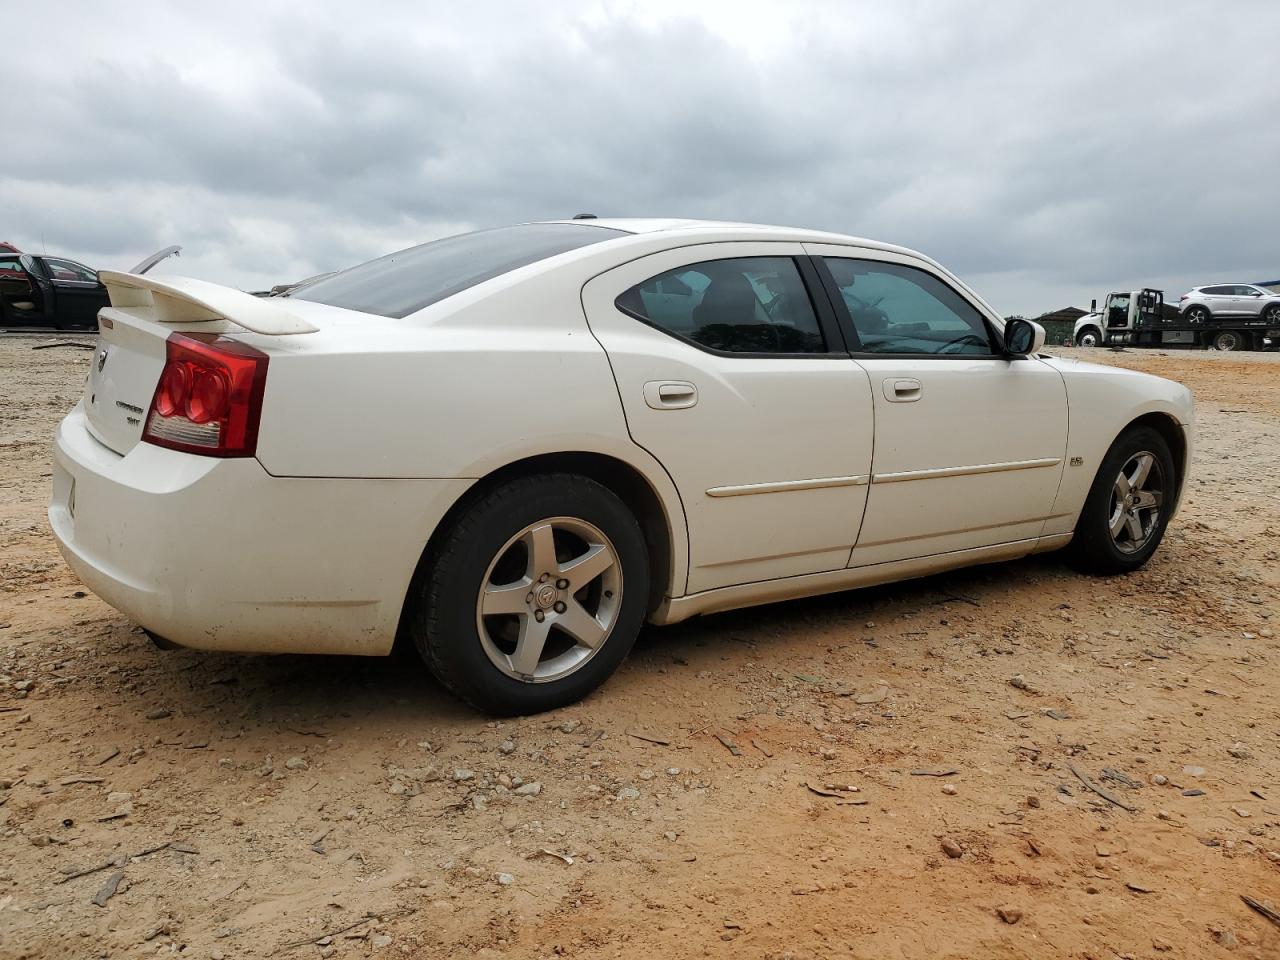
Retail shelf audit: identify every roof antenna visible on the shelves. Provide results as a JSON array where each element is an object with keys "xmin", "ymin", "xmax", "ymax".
[{"xmin": 572, "ymin": 213, "xmax": 597, "ymax": 220}]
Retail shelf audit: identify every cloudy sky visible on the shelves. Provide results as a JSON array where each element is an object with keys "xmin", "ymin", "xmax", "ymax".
[{"xmin": 5, "ymin": 1, "xmax": 1278, "ymax": 314}]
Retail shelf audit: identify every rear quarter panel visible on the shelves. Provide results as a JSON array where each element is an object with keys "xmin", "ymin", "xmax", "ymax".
[
  {"xmin": 249, "ymin": 269, "xmax": 692, "ymax": 597},
  {"xmin": 253, "ymin": 276, "xmax": 639, "ymax": 478}
]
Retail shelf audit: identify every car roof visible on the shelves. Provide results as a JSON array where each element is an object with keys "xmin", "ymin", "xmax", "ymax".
[
  {"xmin": 541, "ymin": 217, "xmax": 926, "ymax": 258},
  {"xmin": 527, "ymin": 217, "xmax": 1003, "ymax": 323}
]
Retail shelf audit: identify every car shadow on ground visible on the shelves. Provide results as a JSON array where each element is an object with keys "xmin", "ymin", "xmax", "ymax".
[
  {"xmin": 95, "ymin": 553, "xmax": 1071, "ymax": 746},
  {"xmin": 632, "ymin": 551, "xmax": 1072, "ymax": 656}
]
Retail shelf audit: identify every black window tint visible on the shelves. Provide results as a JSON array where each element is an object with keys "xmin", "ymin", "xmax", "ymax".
[
  {"xmin": 616, "ymin": 257, "xmax": 826, "ymax": 354},
  {"xmin": 824, "ymin": 258, "xmax": 995, "ymax": 356},
  {"xmin": 1202, "ymin": 286, "xmax": 1230, "ymax": 296},
  {"xmin": 292, "ymin": 223, "xmax": 628, "ymax": 318}
]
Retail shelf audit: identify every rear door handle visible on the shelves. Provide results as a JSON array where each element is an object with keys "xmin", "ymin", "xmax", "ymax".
[
  {"xmin": 643, "ymin": 380, "xmax": 698, "ymax": 409},
  {"xmin": 883, "ymin": 378, "xmax": 922, "ymax": 402}
]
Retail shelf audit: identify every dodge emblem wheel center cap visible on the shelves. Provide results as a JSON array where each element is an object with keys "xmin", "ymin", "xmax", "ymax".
[{"xmin": 534, "ymin": 583, "xmax": 558, "ymax": 610}]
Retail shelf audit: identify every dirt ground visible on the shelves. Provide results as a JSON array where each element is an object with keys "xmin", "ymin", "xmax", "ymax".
[{"xmin": 2, "ymin": 336, "xmax": 1278, "ymax": 960}]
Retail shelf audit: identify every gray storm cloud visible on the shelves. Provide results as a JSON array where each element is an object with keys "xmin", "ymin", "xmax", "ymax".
[{"xmin": 4, "ymin": 0, "xmax": 1278, "ymax": 313}]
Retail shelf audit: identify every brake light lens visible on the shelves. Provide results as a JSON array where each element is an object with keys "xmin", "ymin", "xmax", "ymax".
[{"xmin": 142, "ymin": 333, "xmax": 268, "ymax": 457}]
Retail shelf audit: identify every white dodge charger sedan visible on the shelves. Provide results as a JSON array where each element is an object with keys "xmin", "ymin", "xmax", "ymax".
[{"xmin": 50, "ymin": 219, "xmax": 1194, "ymax": 714}]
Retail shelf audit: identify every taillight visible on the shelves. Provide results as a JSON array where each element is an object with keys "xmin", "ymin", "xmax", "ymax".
[{"xmin": 142, "ymin": 333, "xmax": 268, "ymax": 457}]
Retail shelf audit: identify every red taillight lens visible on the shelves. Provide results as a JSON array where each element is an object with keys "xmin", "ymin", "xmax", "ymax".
[
  {"xmin": 142, "ymin": 333, "xmax": 268, "ymax": 457},
  {"xmin": 153, "ymin": 362, "xmax": 189, "ymax": 418},
  {"xmin": 187, "ymin": 368, "xmax": 230, "ymax": 424}
]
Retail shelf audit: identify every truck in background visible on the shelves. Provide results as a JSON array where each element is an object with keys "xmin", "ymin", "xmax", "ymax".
[{"xmin": 1073, "ymin": 287, "xmax": 1280, "ymax": 351}]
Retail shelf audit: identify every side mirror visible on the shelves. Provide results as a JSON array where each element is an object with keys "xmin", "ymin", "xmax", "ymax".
[{"xmin": 1003, "ymin": 318, "xmax": 1045, "ymax": 356}]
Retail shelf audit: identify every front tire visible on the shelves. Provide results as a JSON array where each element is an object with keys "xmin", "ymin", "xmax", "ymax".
[
  {"xmin": 1076, "ymin": 326, "xmax": 1102, "ymax": 347},
  {"xmin": 410, "ymin": 473, "xmax": 649, "ymax": 715},
  {"xmin": 1263, "ymin": 304, "xmax": 1280, "ymax": 326},
  {"xmin": 1067, "ymin": 426, "xmax": 1175, "ymax": 576}
]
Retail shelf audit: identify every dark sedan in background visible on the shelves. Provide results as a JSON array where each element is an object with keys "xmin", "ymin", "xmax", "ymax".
[
  {"xmin": 0, "ymin": 246, "xmax": 180, "ymax": 330},
  {"xmin": 0, "ymin": 252, "xmax": 107, "ymax": 329}
]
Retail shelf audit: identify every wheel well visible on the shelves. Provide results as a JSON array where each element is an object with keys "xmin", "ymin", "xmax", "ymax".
[
  {"xmin": 1124, "ymin": 413, "xmax": 1187, "ymax": 499},
  {"xmin": 396, "ymin": 453, "xmax": 676, "ymax": 648}
]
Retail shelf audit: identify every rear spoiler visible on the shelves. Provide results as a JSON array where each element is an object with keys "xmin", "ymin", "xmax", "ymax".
[{"xmin": 99, "ymin": 271, "xmax": 318, "ymax": 335}]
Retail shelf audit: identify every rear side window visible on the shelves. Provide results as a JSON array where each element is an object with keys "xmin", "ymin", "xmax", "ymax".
[
  {"xmin": 615, "ymin": 257, "xmax": 826, "ymax": 354},
  {"xmin": 1201, "ymin": 286, "xmax": 1231, "ymax": 295},
  {"xmin": 292, "ymin": 223, "xmax": 629, "ymax": 318}
]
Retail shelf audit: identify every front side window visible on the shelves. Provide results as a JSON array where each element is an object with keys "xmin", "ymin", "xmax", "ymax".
[
  {"xmin": 824, "ymin": 258, "xmax": 995, "ymax": 355},
  {"xmin": 615, "ymin": 257, "xmax": 826, "ymax": 354},
  {"xmin": 44, "ymin": 258, "xmax": 98, "ymax": 283},
  {"xmin": 292, "ymin": 222, "xmax": 629, "ymax": 318}
]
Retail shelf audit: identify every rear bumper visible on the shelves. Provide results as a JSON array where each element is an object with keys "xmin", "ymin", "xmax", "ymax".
[{"xmin": 50, "ymin": 403, "xmax": 471, "ymax": 655}]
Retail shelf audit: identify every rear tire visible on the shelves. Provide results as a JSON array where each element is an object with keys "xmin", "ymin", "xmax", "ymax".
[
  {"xmin": 1067, "ymin": 426, "xmax": 1175, "ymax": 576},
  {"xmin": 1185, "ymin": 305, "xmax": 1210, "ymax": 324},
  {"xmin": 410, "ymin": 473, "xmax": 649, "ymax": 715},
  {"xmin": 1213, "ymin": 330, "xmax": 1242, "ymax": 351}
]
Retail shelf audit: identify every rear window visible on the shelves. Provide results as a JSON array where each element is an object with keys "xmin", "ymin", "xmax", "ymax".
[{"xmin": 291, "ymin": 223, "xmax": 629, "ymax": 318}]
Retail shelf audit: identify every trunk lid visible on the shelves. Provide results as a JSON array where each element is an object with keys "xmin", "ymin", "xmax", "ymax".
[{"xmin": 84, "ymin": 310, "xmax": 169, "ymax": 454}]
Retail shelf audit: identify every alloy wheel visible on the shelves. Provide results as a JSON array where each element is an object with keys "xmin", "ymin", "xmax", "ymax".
[
  {"xmin": 475, "ymin": 517, "xmax": 623, "ymax": 683},
  {"xmin": 1108, "ymin": 452, "xmax": 1164, "ymax": 554}
]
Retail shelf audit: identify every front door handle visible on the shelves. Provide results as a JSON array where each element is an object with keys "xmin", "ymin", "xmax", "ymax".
[
  {"xmin": 643, "ymin": 380, "xmax": 698, "ymax": 409},
  {"xmin": 883, "ymin": 378, "xmax": 922, "ymax": 402}
]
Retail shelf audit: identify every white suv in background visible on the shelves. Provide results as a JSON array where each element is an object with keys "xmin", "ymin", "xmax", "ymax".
[{"xmin": 1180, "ymin": 284, "xmax": 1280, "ymax": 325}]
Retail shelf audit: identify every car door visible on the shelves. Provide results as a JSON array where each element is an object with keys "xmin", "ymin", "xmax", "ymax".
[
  {"xmin": 581, "ymin": 242, "xmax": 874, "ymax": 594},
  {"xmin": 1234, "ymin": 285, "xmax": 1265, "ymax": 317},
  {"xmin": 0, "ymin": 255, "xmax": 47, "ymax": 326},
  {"xmin": 40, "ymin": 256, "xmax": 108, "ymax": 328},
  {"xmin": 1220, "ymin": 286, "xmax": 1243, "ymax": 317},
  {"xmin": 1201, "ymin": 285, "xmax": 1234, "ymax": 318},
  {"xmin": 1219, "ymin": 285, "xmax": 1246, "ymax": 318},
  {"xmin": 805, "ymin": 245, "xmax": 1068, "ymax": 567}
]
